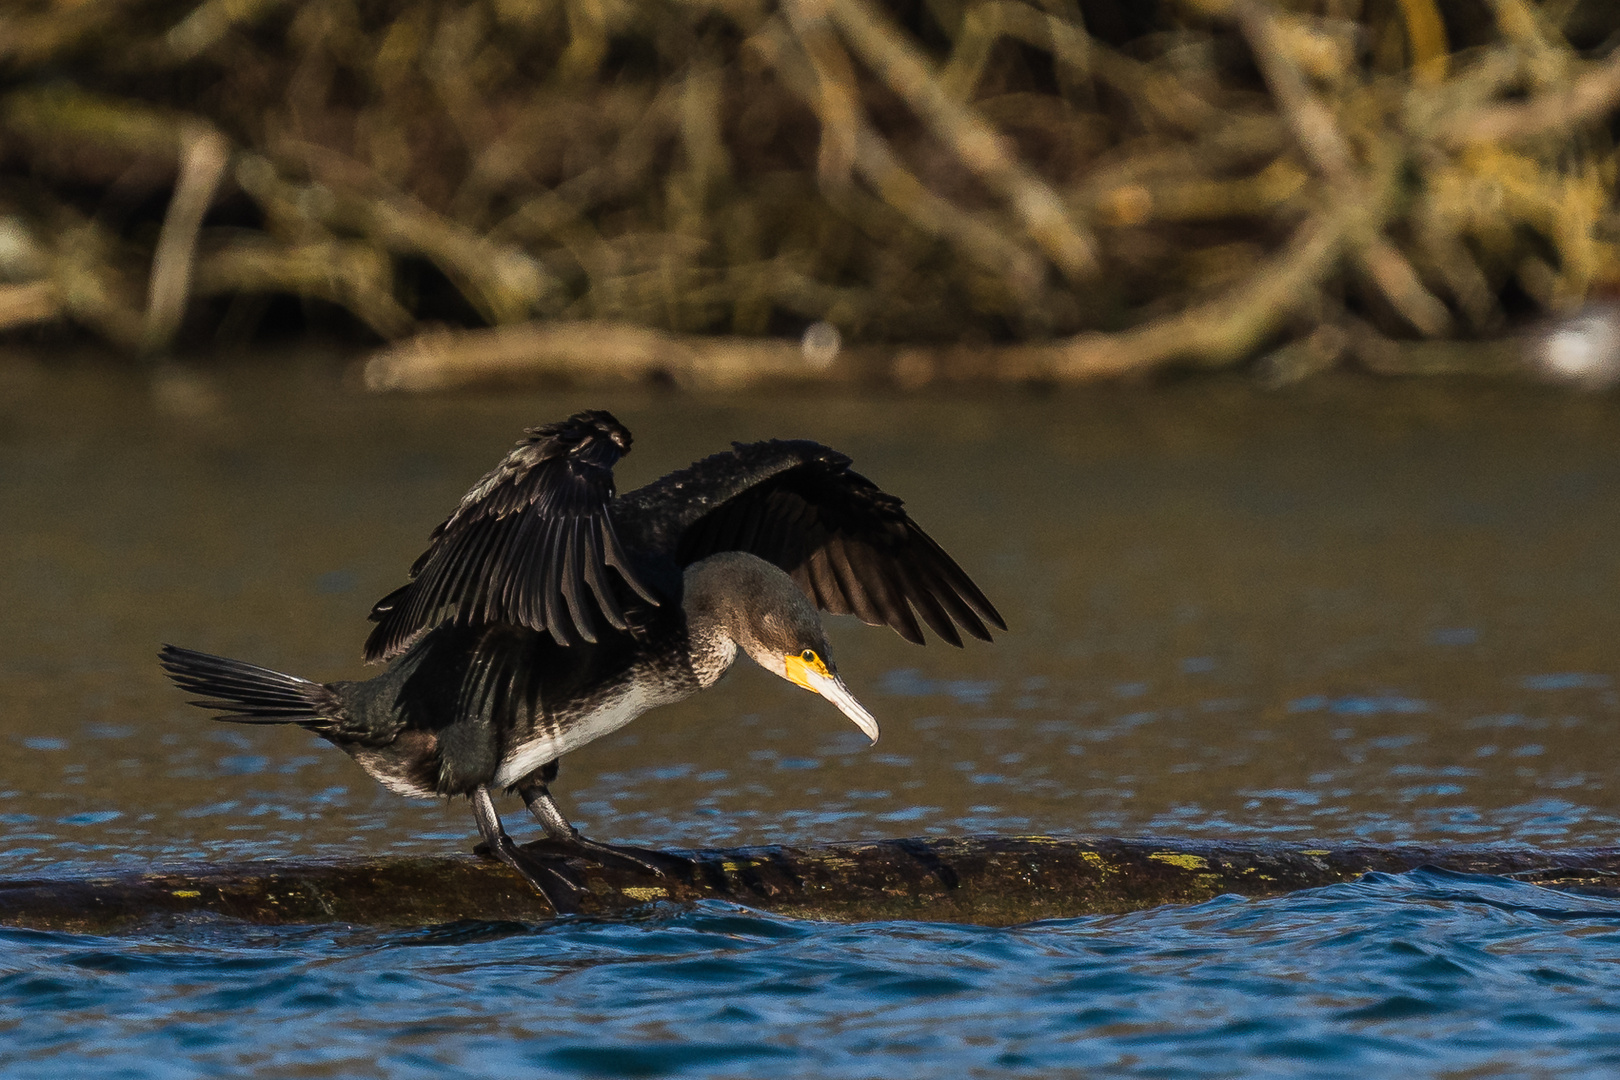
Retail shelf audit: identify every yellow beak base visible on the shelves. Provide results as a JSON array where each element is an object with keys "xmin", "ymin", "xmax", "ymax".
[
  {"xmin": 780, "ymin": 651, "xmax": 880, "ymax": 743},
  {"xmin": 783, "ymin": 652, "xmax": 832, "ymax": 690}
]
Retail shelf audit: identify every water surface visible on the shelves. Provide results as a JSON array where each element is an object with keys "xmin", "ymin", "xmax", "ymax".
[
  {"xmin": 3, "ymin": 357, "xmax": 1620, "ymax": 1074},
  {"xmin": 5, "ymin": 873, "xmax": 1620, "ymax": 1077}
]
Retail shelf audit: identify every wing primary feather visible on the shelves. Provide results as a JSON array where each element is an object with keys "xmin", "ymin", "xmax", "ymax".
[
  {"xmin": 559, "ymin": 516, "xmax": 598, "ymax": 644},
  {"xmin": 398, "ymin": 545, "xmax": 444, "ymax": 635},
  {"xmin": 403, "ymin": 556, "xmax": 449, "ymax": 646},
  {"xmin": 494, "ymin": 513, "xmax": 538, "ymax": 623},
  {"xmin": 440, "ymin": 523, "xmax": 486, "ymax": 627},
  {"xmin": 896, "ymin": 562, "xmax": 964, "ymax": 646},
  {"xmin": 541, "ymin": 518, "xmax": 577, "ymax": 646},
  {"xmin": 825, "ymin": 535, "xmax": 883, "ymax": 625},
  {"xmin": 749, "ymin": 489, "xmax": 811, "ymax": 575},
  {"xmin": 910, "ymin": 526, "xmax": 1007, "ymax": 630},
  {"xmin": 800, "ymin": 551, "xmax": 833, "ymax": 610},
  {"xmin": 539, "ymin": 516, "xmax": 562, "ymax": 637},
  {"xmin": 754, "ymin": 494, "xmax": 800, "ymax": 567},
  {"xmin": 362, "ymin": 412, "xmax": 640, "ymax": 654},
  {"xmin": 807, "ymin": 549, "xmax": 853, "ymax": 615},
  {"xmin": 601, "ymin": 519, "xmax": 658, "ymax": 604},
  {"xmin": 457, "ymin": 515, "xmax": 509, "ymax": 625},
  {"xmin": 644, "ymin": 435, "xmax": 999, "ymax": 647},
  {"xmin": 519, "ymin": 511, "xmax": 557, "ymax": 634},
  {"xmin": 511, "ymin": 514, "xmax": 544, "ymax": 637},
  {"xmin": 501, "ymin": 509, "xmax": 548, "ymax": 622},
  {"xmin": 433, "ymin": 520, "xmax": 479, "ymax": 627},
  {"xmin": 789, "ymin": 564, "xmax": 815, "ymax": 603},
  {"xmin": 497, "ymin": 510, "xmax": 538, "ymax": 628},
  {"xmin": 584, "ymin": 520, "xmax": 629, "ymax": 630},
  {"xmin": 368, "ymin": 582, "xmax": 408, "ymax": 621},
  {"xmin": 913, "ymin": 555, "xmax": 992, "ymax": 642},
  {"xmin": 849, "ymin": 544, "xmax": 925, "ymax": 644}
]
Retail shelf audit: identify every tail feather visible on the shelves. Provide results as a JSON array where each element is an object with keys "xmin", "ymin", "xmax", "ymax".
[{"xmin": 159, "ymin": 644, "xmax": 340, "ymax": 725}]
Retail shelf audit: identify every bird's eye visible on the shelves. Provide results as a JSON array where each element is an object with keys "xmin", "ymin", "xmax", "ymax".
[{"xmin": 801, "ymin": 649, "xmax": 819, "ymax": 664}]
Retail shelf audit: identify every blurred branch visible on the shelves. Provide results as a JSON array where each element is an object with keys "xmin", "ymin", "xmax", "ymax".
[
  {"xmin": 1235, "ymin": 0, "xmax": 1452, "ymax": 338},
  {"xmin": 1019, "ymin": 204, "xmax": 1354, "ymax": 381},
  {"xmin": 755, "ymin": 16, "xmax": 1050, "ymax": 305},
  {"xmin": 783, "ymin": 0, "xmax": 862, "ymax": 188},
  {"xmin": 243, "ymin": 145, "xmax": 564, "ymax": 324},
  {"xmin": 813, "ymin": 0, "xmax": 1099, "ymax": 281},
  {"xmin": 166, "ymin": 0, "xmax": 292, "ymax": 61},
  {"xmin": 939, "ymin": 1, "xmax": 1091, "ymax": 103},
  {"xmin": 143, "ymin": 124, "xmax": 230, "ymax": 353},
  {"xmin": 193, "ymin": 239, "xmax": 415, "ymax": 339},
  {"xmin": 1396, "ymin": 0, "xmax": 1450, "ymax": 85},
  {"xmin": 364, "ymin": 200, "xmax": 1351, "ymax": 389},
  {"xmin": 0, "ymin": 282, "xmax": 59, "ymax": 331},
  {"xmin": 363, "ymin": 319, "xmax": 815, "ymax": 390},
  {"xmin": 46, "ymin": 218, "xmax": 149, "ymax": 351},
  {"xmin": 490, "ymin": 87, "xmax": 679, "ymax": 242},
  {"xmin": 1442, "ymin": 46, "xmax": 1620, "ymax": 145}
]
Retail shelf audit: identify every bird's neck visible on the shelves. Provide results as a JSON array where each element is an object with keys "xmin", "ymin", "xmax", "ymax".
[{"xmin": 680, "ymin": 552, "xmax": 784, "ymax": 688}]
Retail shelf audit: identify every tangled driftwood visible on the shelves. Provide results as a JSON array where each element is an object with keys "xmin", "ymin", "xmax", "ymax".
[{"xmin": 0, "ymin": 0, "xmax": 1616, "ymax": 386}]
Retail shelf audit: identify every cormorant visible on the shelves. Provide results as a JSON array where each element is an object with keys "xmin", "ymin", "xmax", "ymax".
[{"xmin": 160, "ymin": 410, "xmax": 1003, "ymax": 911}]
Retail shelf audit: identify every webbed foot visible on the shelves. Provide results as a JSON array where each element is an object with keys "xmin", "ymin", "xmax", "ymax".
[
  {"xmin": 525, "ymin": 834, "xmax": 693, "ymax": 880},
  {"xmin": 471, "ymin": 785, "xmax": 588, "ymax": 915},
  {"xmin": 517, "ymin": 775, "xmax": 691, "ymax": 880}
]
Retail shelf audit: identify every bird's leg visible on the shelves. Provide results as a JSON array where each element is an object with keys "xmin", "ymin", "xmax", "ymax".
[
  {"xmin": 517, "ymin": 760, "xmax": 688, "ymax": 878},
  {"xmin": 470, "ymin": 784, "xmax": 586, "ymax": 914},
  {"xmin": 521, "ymin": 760, "xmax": 581, "ymax": 841}
]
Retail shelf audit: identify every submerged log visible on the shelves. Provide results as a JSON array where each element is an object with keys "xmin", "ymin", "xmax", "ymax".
[{"xmin": 4, "ymin": 836, "xmax": 1619, "ymax": 933}]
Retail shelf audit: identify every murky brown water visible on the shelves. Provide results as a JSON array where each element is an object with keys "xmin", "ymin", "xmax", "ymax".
[{"xmin": 3, "ymin": 356, "xmax": 1618, "ymax": 875}]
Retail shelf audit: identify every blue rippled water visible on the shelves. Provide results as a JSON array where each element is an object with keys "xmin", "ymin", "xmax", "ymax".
[{"xmin": 4, "ymin": 870, "xmax": 1619, "ymax": 1078}]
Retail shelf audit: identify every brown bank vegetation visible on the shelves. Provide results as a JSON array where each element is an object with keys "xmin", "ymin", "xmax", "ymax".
[{"xmin": 0, "ymin": 0, "xmax": 1617, "ymax": 388}]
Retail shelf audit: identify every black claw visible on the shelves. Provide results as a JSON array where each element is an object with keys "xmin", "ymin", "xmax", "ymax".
[
  {"xmin": 507, "ymin": 842, "xmax": 590, "ymax": 914},
  {"xmin": 522, "ymin": 836, "xmax": 692, "ymax": 880},
  {"xmin": 474, "ymin": 836, "xmax": 589, "ymax": 914}
]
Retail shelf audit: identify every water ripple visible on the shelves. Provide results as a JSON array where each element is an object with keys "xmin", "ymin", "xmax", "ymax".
[{"xmin": 1, "ymin": 872, "xmax": 1619, "ymax": 1077}]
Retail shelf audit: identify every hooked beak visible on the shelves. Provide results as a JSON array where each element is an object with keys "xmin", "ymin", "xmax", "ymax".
[
  {"xmin": 783, "ymin": 653, "xmax": 880, "ymax": 744},
  {"xmin": 807, "ymin": 669, "xmax": 880, "ymax": 744}
]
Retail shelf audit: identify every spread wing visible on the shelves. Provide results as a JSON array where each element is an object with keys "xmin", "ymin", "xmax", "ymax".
[
  {"xmin": 364, "ymin": 410, "xmax": 658, "ymax": 662},
  {"xmin": 619, "ymin": 439, "xmax": 1004, "ymax": 646}
]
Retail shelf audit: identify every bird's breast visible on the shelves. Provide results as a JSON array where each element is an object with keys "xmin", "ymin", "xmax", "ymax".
[{"xmin": 491, "ymin": 673, "xmax": 682, "ymax": 789}]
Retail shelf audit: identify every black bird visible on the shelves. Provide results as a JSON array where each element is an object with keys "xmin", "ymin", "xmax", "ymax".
[{"xmin": 160, "ymin": 410, "xmax": 1003, "ymax": 911}]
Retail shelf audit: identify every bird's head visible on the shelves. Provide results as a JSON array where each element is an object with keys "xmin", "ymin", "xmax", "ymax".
[
  {"xmin": 687, "ymin": 552, "xmax": 879, "ymax": 743},
  {"xmin": 756, "ymin": 638, "xmax": 879, "ymax": 746}
]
